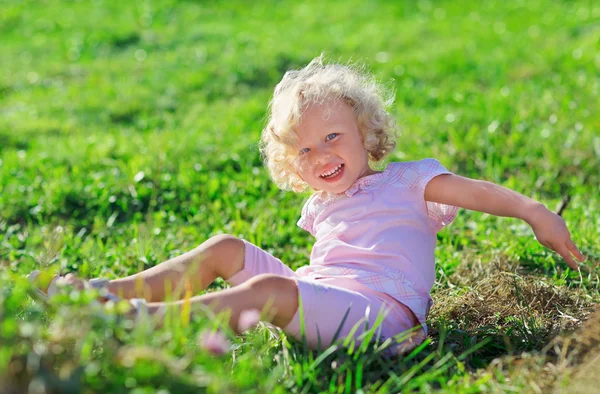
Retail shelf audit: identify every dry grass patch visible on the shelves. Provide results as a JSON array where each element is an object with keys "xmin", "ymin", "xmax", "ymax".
[
  {"xmin": 549, "ymin": 306, "xmax": 600, "ymax": 393},
  {"xmin": 431, "ymin": 257, "xmax": 592, "ymax": 356},
  {"xmin": 429, "ymin": 255, "xmax": 598, "ymax": 391}
]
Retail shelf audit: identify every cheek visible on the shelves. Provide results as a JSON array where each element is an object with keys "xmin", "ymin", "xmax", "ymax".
[
  {"xmin": 341, "ymin": 140, "xmax": 365, "ymax": 159},
  {"xmin": 295, "ymin": 161, "xmax": 314, "ymax": 180}
]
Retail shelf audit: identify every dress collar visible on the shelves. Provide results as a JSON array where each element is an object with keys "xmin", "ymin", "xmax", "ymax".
[
  {"xmin": 312, "ymin": 163, "xmax": 394, "ymax": 204},
  {"xmin": 343, "ymin": 163, "xmax": 393, "ymax": 196}
]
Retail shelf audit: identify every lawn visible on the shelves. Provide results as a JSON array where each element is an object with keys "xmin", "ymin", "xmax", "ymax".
[{"xmin": 1, "ymin": 0, "xmax": 599, "ymax": 392}]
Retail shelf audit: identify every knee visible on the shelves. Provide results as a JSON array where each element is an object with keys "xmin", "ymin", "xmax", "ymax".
[
  {"xmin": 246, "ymin": 275, "xmax": 299, "ymax": 327},
  {"xmin": 247, "ymin": 274, "xmax": 298, "ymax": 299},
  {"xmin": 206, "ymin": 233, "xmax": 242, "ymax": 248},
  {"xmin": 203, "ymin": 234, "xmax": 245, "ymax": 257},
  {"xmin": 200, "ymin": 234, "xmax": 245, "ymax": 276}
]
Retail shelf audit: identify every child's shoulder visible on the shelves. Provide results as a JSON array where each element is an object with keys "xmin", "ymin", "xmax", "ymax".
[
  {"xmin": 386, "ymin": 158, "xmax": 453, "ymax": 190},
  {"xmin": 386, "ymin": 158, "xmax": 449, "ymax": 177},
  {"xmin": 387, "ymin": 157, "xmax": 442, "ymax": 169},
  {"xmin": 373, "ymin": 158, "xmax": 444, "ymax": 181}
]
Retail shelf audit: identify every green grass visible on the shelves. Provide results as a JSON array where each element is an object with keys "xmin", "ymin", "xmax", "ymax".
[{"xmin": 1, "ymin": 0, "xmax": 599, "ymax": 392}]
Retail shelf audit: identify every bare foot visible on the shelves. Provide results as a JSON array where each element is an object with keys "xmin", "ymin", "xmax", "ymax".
[
  {"xmin": 61, "ymin": 274, "xmax": 116, "ymax": 303},
  {"xmin": 61, "ymin": 273, "xmax": 87, "ymax": 291}
]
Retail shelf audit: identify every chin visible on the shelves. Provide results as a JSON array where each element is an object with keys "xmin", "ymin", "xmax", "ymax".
[{"xmin": 322, "ymin": 183, "xmax": 351, "ymax": 194}]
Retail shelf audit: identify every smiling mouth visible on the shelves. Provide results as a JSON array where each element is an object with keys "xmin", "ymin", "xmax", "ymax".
[{"xmin": 320, "ymin": 164, "xmax": 344, "ymax": 179}]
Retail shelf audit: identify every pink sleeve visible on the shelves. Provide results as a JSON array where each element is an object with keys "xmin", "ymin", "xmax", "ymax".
[
  {"xmin": 297, "ymin": 195, "xmax": 316, "ymax": 236},
  {"xmin": 413, "ymin": 158, "xmax": 459, "ymax": 232}
]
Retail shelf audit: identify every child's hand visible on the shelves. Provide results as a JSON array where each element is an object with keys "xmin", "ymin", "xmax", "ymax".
[{"xmin": 528, "ymin": 205, "xmax": 586, "ymax": 269}]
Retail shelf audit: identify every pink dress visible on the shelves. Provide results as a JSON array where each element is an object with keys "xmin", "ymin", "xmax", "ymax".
[
  {"xmin": 296, "ymin": 158, "xmax": 459, "ymax": 334},
  {"xmin": 228, "ymin": 158, "xmax": 458, "ymax": 352}
]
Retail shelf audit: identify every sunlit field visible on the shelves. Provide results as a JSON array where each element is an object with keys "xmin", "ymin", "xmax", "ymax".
[{"xmin": 1, "ymin": 0, "xmax": 599, "ymax": 392}]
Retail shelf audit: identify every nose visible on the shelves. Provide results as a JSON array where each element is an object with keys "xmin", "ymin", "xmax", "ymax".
[{"xmin": 313, "ymin": 144, "xmax": 332, "ymax": 165}]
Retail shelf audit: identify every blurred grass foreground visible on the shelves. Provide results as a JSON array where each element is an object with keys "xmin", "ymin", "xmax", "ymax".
[{"xmin": 1, "ymin": 0, "xmax": 599, "ymax": 393}]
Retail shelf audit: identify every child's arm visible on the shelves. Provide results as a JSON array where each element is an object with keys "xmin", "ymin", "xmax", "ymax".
[{"xmin": 424, "ymin": 174, "xmax": 586, "ymax": 269}]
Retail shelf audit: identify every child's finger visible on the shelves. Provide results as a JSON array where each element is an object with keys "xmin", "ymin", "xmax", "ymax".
[
  {"xmin": 557, "ymin": 245, "xmax": 579, "ymax": 270},
  {"xmin": 566, "ymin": 239, "xmax": 586, "ymax": 262}
]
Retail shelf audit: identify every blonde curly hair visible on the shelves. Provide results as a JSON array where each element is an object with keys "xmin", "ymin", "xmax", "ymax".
[{"xmin": 259, "ymin": 54, "xmax": 398, "ymax": 192}]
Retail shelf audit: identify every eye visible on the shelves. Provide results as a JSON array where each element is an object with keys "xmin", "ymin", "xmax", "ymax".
[
  {"xmin": 298, "ymin": 147, "xmax": 310, "ymax": 155},
  {"xmin": 325, "ymin": 133, "xmax": 338, "ymax": 141}
]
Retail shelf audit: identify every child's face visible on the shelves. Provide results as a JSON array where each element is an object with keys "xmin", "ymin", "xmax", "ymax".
[{"xmin": 293, "ymin": 99, "xmax": 373, "ymax": 194}]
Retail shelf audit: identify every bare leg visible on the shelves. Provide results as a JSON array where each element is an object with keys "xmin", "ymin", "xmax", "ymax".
[
  {"xmin": 145, "ymin": 274, "xmax": 299, "ymax": 333},
  {"xmin": 106, "ymin": 234, "xmax": 245, "ymax": 302}
]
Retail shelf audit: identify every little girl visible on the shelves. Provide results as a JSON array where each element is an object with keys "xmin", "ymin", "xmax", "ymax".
[{"xmin": 32, "ymin": 55, "xmax": 586, "ymax": 353}]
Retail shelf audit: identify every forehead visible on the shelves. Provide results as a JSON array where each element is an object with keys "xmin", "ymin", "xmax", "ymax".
[{"xmin": 295, "ymin": 99, "xmax": 356, "ymax": 141}]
